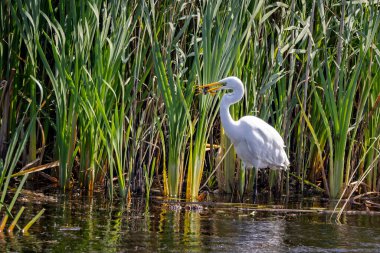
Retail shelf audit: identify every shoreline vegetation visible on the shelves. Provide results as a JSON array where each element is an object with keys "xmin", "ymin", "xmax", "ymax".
[{"xmin": 1, "ymin": 0, "xmax": 380, "ymax": 228}]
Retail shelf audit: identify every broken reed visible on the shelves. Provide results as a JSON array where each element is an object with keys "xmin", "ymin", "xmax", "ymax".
[{"xmin": 1, "ymin": 0, "xmax": 379, "ymax": 202}]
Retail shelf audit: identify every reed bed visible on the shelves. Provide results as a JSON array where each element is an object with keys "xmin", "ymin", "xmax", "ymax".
[{"xmin": 0, "ymin": 0, "xmax": 379, "ymax": 208}]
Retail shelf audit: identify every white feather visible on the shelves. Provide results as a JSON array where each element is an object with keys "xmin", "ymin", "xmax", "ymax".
[{"xmin": 218, "ymin": 76, "xmax": 289, "ymax": 171}]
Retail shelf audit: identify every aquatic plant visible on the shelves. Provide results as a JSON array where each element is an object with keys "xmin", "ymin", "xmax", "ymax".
[
  {"xmin": 1, "ymin": 0, "xmax": 380, "ymax": 203},
  {"xmin": 143, "ymin": 0, "xmax": 194, "ymax": 198},
  {"xmin": 187, "ymin": 0, "xmax": 248, "ymax": 200}
]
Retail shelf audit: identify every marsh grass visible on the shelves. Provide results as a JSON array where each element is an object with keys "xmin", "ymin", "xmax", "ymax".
[
  {"xmin": 0, "ymin": 103, "xmax": 43, "ymax": 233},
  {"xmin": 188, "ymin": 0, "xmax": 248, "ymax": 199},
  {"xmin": 1, "ymin": 0, "xmax": 380, "ymax": 206}
]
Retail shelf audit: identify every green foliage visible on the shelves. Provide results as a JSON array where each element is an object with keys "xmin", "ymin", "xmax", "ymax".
[{"xmin": 1, "ymin": 0, "xmax": 380, "ymax": 202}]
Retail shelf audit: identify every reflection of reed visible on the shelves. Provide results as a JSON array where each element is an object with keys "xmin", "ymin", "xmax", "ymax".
[
  {"xmin": 55, "ymin": 195, "xmax": 127, "ymax": 252},
  {"xmin": 157, "ymin": 203, "xmax": 204, "ymax": 251},
  {"xmin": 184, "ymin": 210, "xmax": 202, "ymax": 251},
  {"xmin": 85, "ymin": 197, "xmax": 95, "ymax": 246},
  {"xmin": 5, "ymin": 197, "xmax": 380, "ymax": 252},
  {"xmin": 158, "ymin": 204, "xmax": 181, "ymax": 250},
  {"xmin": 102, "ymin": 200, "xmax": 124, "ymax": 252}
]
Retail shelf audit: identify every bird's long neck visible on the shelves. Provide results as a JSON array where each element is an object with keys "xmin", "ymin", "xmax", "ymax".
[{"xmin": 220, "ymin": 92, "xmax": 243, "ymax": 142}]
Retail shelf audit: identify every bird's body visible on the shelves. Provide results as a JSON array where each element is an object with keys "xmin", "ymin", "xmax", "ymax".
[
  {"xmin": 200, "ymin": 76, "xmax": 289, "ymax": 172},
  {"xmin": 225, "ymin": 115, "xmax": 289, "ymax": 170}
]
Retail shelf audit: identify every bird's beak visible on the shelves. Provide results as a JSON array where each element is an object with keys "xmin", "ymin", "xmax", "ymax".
[{"xmin": 196, "ymin": 81, "xmax": 224, "ymax": 96}]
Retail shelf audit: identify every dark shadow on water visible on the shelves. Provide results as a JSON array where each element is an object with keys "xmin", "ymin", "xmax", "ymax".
[{"xmin": 2, "ymin": 192, "xmax": 380, "ymax": 252}]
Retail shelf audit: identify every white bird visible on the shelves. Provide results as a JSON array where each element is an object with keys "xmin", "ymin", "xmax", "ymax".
[{"xmin": 198, "ymin": 76, "xmax": 289, "ymax": 197}]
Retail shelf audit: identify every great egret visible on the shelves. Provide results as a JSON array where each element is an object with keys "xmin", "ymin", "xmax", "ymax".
[{"xmin": 198, "ymin": 76, "xmax": 289, "ymax": 198}]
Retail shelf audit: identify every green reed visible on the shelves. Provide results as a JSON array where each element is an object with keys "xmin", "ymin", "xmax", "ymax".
[
  {"xmin": 1, "ymin": 0, "xmax": 380, "ymax": 203},
  {"xmin": 187, "ymin": 0, "xmax": 248, "ymax": 199},
  {"xmin": 308, "ymin": 1, "xmax": 380, "ymax": 198},
  {"xmin": 144, "ymin": 0, "xmax": 194, "ymax": 198},
  {"xmin": 0, "ymin": 104, "xmax": 44, "ymax": 233}
]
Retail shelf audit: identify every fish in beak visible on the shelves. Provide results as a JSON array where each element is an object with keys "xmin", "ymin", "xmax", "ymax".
[{"xmin": 196, "ymin": 81, "xmax": 224, "ymax": 96}]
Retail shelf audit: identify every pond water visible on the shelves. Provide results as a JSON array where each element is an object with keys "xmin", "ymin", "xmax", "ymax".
[{"xmin": 2, "ymin": 193, "xmax": 380, "ymax": 252}]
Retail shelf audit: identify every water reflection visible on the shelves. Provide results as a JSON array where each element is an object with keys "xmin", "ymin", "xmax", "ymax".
[{"xmin": 2, "ymin": 195, "xmax": 380, "ymax": 252}]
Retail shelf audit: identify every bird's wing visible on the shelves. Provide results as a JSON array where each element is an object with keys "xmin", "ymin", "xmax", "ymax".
[{"xmin": 240, "ymin": 116, "xmax": 288, "ymax": 168}]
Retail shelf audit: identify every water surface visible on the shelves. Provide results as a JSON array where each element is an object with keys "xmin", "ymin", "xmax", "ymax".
[{"xmin": 2, "ymin": 193, "xmax": 380, "ymax": 252}]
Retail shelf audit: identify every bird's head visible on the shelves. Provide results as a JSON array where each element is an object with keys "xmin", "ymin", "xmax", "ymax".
[{"xmin": 197, "ymin": 76, "xmax": 244, "ymax": 96}]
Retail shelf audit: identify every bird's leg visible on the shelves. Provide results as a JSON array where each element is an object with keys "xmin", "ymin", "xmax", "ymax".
[
  {"xmin": 277, "ymin": 171, "xmax": 282, "ymax": 199},
  {"xmin": 252, "ymin": 168, "xmax": 258, "ymax": 203}
]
